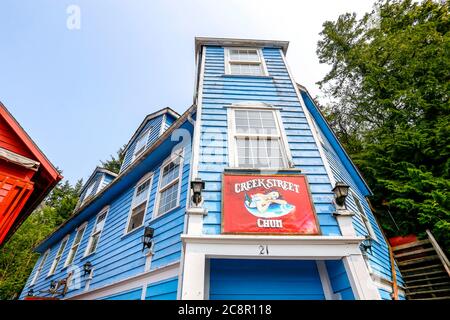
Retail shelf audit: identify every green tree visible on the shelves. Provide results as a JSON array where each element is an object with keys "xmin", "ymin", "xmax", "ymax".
[
  {"xmin": 100, "ymin": 145, "xmax": 125, "ymax": 174},
  {"xmin": 316, "ymin": 0, "xmax": 450, "ymax": 250},
  {"xmin": 0, "ymin": 179, "xmax": 82, "ymax": 299}
]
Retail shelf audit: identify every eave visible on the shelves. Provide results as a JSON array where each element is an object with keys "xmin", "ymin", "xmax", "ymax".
[{"xmin": 34, "ymin": 104, "xmax": 196, "ymax": 253}]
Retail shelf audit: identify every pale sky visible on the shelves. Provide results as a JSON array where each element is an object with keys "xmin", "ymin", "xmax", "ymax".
[{"xmin": 0, "ymin": 0, "xmax": 375, "ymax": 183}]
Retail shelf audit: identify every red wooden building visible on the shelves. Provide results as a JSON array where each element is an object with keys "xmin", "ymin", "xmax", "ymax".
[{"xmin": 0, "ymin": 102, "xmax": 62, "ymax": 246}]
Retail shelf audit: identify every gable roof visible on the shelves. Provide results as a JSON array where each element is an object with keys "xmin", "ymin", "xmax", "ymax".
[
  {"xmin": 79, "ymin": 167, "xmax": 118, "ymax": 195},
  {"xmin": 296, "ymin": 84, "xmax": 372, "ymax": 196},
  {"xmin": 0, "ymin": 102, "xmax": 62, "ymax": 245},
  {"xmin": 123, "ymin": 107, "xmax": 180, "ymax": 153}
]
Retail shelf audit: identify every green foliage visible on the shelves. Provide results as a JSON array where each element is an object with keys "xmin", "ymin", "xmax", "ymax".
[
  {"xmin": 100, "ymin": 145, "xmax": 125, "ymax": 174},
  {"xmin": 317, "ymin": 0, "xmax": 450, "ymax": 251},
  {"xmin": 0, "ymin": 180, "xmax": 82, "ymax": 300}
]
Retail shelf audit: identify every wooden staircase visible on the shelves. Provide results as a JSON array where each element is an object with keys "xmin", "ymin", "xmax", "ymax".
[{"xmin": 392, "ymin": 230, "xmax": 450, "ymax": 300}]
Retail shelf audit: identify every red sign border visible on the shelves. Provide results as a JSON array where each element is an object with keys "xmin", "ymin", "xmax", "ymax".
[{"xmin": 220, "ymin": 172, "xmax": 322, "ymax": 236}]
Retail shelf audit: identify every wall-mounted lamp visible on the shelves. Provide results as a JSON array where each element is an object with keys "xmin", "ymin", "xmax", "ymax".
[
  {"xmin": 360, "ymin": 235, "xmax": 373, "ymax": 255},
  {"xmin": 83, "ymin": 261, "xmax": 93, "ymax": 276},
  {"xmin": 49, "ymin": 280, "xmax": 57, "ymax": 290},
  {"xmin": 142, "ymin": 226, "xmax": 155, "ymax": 252},
  {"xmin": 332, "ymin": 181, "xmax": 350, "ymax": 208},
  {"xmin": 191, "ymin": 178, "xmax": 205, "ymax": 207},
  {"xmin": 27, "ymin": 288, "xmax": 34, "ymax": 297}
]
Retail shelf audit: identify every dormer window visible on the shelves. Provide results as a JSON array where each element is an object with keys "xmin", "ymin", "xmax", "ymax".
[
  {"xmin": 132, "ymin": 129, "xmax": 151, "ymax": 162},
  {"xmin": 225, "ymin": 48, "xmax": 268, "ymax": 76}
]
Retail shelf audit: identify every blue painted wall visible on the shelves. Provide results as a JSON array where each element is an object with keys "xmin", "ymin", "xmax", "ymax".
[
  {"xmin": 209, "ymin": 259, "xmax": 325, "ymax": 300},
  {"xmin": 300, "ymin": 91, "xmax": 404, "ymax": 289},
  {"xmin": 102, "ymin": 287, "xmax": 142, "ymax": 300},
  {"xmin": 198, "ymin": 46, "xmax": 340, "ymax": 236},
  {"xmin": 325, "ymin": 260, "xmax": 355, "ymax": 300},
  {"xmin": 19, "ymin": 119, "xmax": 193, "ymax": 300},
  {"xmin": 145, "ymin": 277, "xmax": 178, "ymax": 300}
]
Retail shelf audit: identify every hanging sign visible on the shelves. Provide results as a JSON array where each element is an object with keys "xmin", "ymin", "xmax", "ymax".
[{"xmin": 222, "ymin": 173, "xmax": 320, "ymax": 235}]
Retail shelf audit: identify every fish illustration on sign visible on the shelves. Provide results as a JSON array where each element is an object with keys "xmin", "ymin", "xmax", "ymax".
[{"xmin": 244, "ymin": 190, "xmax": 295, "ymax": 218}]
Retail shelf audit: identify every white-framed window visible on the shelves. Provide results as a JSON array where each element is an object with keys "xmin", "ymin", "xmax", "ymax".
[
  {"xmin": 225, "ymin": 48, "xmax": 268, "ymax": 76},
  {"xmin": 48, "ymin": 235, "xmax": 69, "ymax": 276},
  {"xmin": 154, "ymin": 149, "xmax": 184, "ymax": 217},
  {"xmin": 83, "ymin": 182, "xmax": 96, "ymax": 200},
  {"xmin": 64, "ymin": 223, "xmax": 87, "ymax": 267},
  {"xmin": 84, "ymin": 207, "xmax": 109, "ymax": 256},
  {"xmin": 125, "ymin": 173, "xmax": 153, "ymax": 233},
  {"xmin": 227, "ymin": 106, "xmax": 290, "ymax": 169},
  {"xmin": 351, "ymin": 191, "xmax": 377, "ymax": 240},
  {"xmin": 132, "ymin": 128, "xmax": 151, "ymax": 162},
  {"xmin": 30, "ymin": 249, "xmax": 50, "ymax": 286}
]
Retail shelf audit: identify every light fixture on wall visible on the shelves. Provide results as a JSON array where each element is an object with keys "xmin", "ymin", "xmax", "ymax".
[
  {"xmin": 27, "ymin": 288, "xmax": 34, "ymax": 297},
  {"xmin": 360, "ymin": 235, "xmax": 373, "ymax": 255},
  {"xmin": 332, "ymin": 181, "xmax": 350, "ymax": 209},
  {"xmin": 83, "ymin": 261, "xmax": 93, "ymax": 276},
  {"xmin": 191, "ymin": 178, "xmax": 205, "ymax": 207},
  {"xmin": 142, "ymin": 226, "xmax": 155, "ymax": 252},
  {"xmin": 49, "ymin": 280, "xmax": 57, "ymax": 291}
]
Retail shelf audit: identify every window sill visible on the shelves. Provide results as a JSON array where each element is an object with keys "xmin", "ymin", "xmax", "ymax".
[
  {"xmin": 149, "ymin": 205, "xmax": 181, "ymax": 224},
  {"xmin": 81, "ymin": 252, "xmax": 96, "ymax": 261},
  {"xmin": 221, "ymin": 74, "xmax": 273, "ymax": 79}
]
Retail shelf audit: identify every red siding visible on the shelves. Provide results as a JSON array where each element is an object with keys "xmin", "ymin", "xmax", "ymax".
[{"xmin": 0, "ymin": 117, "xmax": 33, "ymax": 158}]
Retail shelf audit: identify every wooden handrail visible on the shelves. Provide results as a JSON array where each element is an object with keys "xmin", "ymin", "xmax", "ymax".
[{"xmin": 426, "ymin": 229, "xmax": 450, "ymax": 277}]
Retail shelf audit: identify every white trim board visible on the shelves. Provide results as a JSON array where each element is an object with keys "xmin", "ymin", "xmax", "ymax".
[{"xmin": 66, "ymin": 262, "xmax": 180, "ymax": 300}]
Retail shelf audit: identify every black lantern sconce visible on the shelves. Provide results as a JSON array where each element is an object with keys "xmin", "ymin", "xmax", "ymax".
[
  {"xmin": 27, "ymin": 288, "xmax": 34, "ymax": 297},
  {"xmin": 83, "ymin": 261, "xmax": 93, "ymax": 277},
  {"xmin": 49, "ymin": 280, "xmax": 57, "ymax": 291},
  {"xmin": 360, "ymin": 235, "xmax": 373, "ymax": 255},
  {"xmin": 191, "ymin": 178, "xmax": 205, "ymax": 207},
  {"xmin": 332, "ymin": 181, "xmax": 350, "ymax": 209},
  {"xmin": 142, "ymin": 226, "xmax": 155, "ymax": 252}
]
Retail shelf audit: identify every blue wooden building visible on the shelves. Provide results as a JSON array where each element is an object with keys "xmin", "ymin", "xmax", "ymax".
[{"xmin": 20, "ymin": 38, "xmax": 404, "ymax": 300}]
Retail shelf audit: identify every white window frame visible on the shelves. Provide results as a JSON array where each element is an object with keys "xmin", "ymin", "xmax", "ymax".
[
  {"xmin": 153, "ymin": 149, "xmax": 184, "ymax": 218},
  {"xmin": 84, "ymin": 206, "xmax": 109, "ymax": 257},
  {"xmin": 30, "ymin": 249, "xmax": 50, "ymax": 286},
  {"xmin": 47, "ymin": 235, "xmax": 69, "ymax": 276},
  {"xmin": 64, "ymin": 222, "xmax": 87, "ymax": 267},
  {"xmin": 124, "ymin": 173, "xmax": 153, "ymax": 235},
  {"xmin": 351, "ymin": 191, "xmax": 378, "ymax": 241},
  {"xmin": 227, "ymin": 104, "xmax": 293, "ymax": 169},
  {"xmin": 132, "ymin": 128, "xmax": 152, "ymax": 162},
  {"xmin": 224, "ymin": 47, "xmax": 268, "ymax": 76},
  {"xmin": 83, "ymin": 182, "xmax": 96, "ymax": 201}
]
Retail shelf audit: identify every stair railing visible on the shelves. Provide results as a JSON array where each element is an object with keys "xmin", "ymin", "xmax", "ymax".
[{"xmin": 426, "ymin": 229, "xmax": 450, "ymax": 277}]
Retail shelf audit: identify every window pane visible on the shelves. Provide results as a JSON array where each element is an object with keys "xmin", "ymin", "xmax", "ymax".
[
  {"xmin": 236, "ymin": 137, "xmax": 284, "ymax": 168},
  {"xmin": 230, "ymin": 49, "xmax": 259, "ymax": 62},
  {"xmin": 87, "ymin": 234, "xmax": 100, "ymax": 255},
  {"xmin": 235, "ymin": 110, "xmax": 277, "ymax": 134},
  {"xmin": 128, "ymin": 202, "xmax": 146, "ymax": 232},
  {"xmin": 160, "ymin": 161, "xmax": 180, "ymax": 187},
  {"xmin": 74, "ymin": 226, "xmax": 85, "ymax": 245},
  {"xmin": 134, "ymin": 179, "xmax": 151, "ymax": 205},
  {"xmin": 230, "ymin": 63, "xmax": 264, "ymax": 76},
  {"xmin": 158, "ymin": 182, "xmax": 179, "ymax": 215}
]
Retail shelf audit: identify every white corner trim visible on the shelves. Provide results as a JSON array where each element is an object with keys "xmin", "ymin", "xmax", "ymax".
[{"xmin": 316, "ymin": 260, "xmax": 336, "ymax": 300}]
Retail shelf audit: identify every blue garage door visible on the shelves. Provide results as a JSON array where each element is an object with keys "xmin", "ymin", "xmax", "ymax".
[{"xmin": 209, "ymin": 259, "xmax": 325, "ymax": 300}]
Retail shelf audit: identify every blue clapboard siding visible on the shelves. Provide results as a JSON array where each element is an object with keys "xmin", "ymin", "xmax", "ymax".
[
  {"xmin": 199, "ymin": 46, "xmax": 340, "ymax": 236},
  {"xmin": 19, "ymin": 120, "xmax": 193, "ymax": 300},
  {"xmin": 101, "ymin": 287, "xmax": 142, "ymax": 300},
  {"xmin": 325, "ymin": 260, "xmax": 355, "ymax": 300},
  {"xmin": 209, "ymin": 259, "xmax": 325, "ymax": 300},
  {"xmin": 121, "ymin": 114, "xmax": 165, "ymax": 172},
  {"xmin": 300, "ymin": 92, "xmax": 404, "ymax": 289},
  {"xmin": 145, "ymin": 277, "xmax": 178, "ymax": 300}
]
